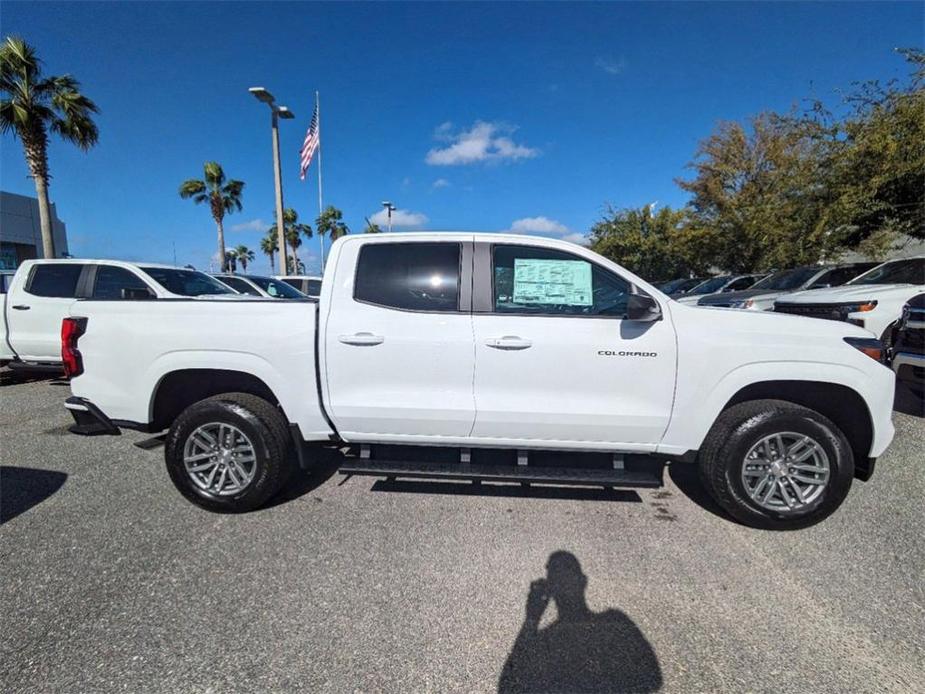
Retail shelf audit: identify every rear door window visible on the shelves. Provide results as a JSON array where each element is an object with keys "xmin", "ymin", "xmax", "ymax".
[
  {"xmin": 26, "ymin": 264, "xmax": 86, "ymax": 298},
  {"xmin": 92, "ymin": 266, "xmax": 152, "ymax": 299},
  {"xmin": 354, "ymin": 242, "xmax": 460, "ymax": 312}
]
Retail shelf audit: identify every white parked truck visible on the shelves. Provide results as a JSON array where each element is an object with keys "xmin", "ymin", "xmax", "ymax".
[
  {"xmin": 64, "ymin": 233, "xmax": 896, "ymax": 529},
  {"xmin": 1, "ymin": 259, "xmax": 237, "ymax": 372}
]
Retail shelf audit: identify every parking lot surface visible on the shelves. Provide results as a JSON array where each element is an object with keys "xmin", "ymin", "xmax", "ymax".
[{"xmin": 1, "ymin": 375, "xmax": 923, "ymax": 693}]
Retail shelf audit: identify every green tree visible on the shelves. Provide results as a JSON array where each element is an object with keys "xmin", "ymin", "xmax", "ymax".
[
  {"xmin": 234, "ymin": 245, "xmax": 255, "ymax": 273},
  {"xmin": 677, "ymin": 112, "xmax": 831, "ymax": 272},
  {"xmin": 814, "ymin": 48, "xmax": 925, "ymax": 257},
  {"xmin": 270, "ymin": 208, "xmax": 312, "ymax": 274},
  {"xmin": 363, "ymin": 217, "xmax": 383, "ymax": 234},
  {"xmin": 0, "ymin": 36, "xmax": 99, "ymax": 258},
  {"xmin": 260, "ymin": 232, "xmax": 278, "ymax": 273},
  {"xmin": 179, "ymin": 162, "xmax": 244, "ymax": 272},
  {"xmin": 589, "ymin": 205, "xmax": 710, "ymax": 280},
  {"xmin": 316, "ymin": 206, "xmax": 349, "ymax": 261}
]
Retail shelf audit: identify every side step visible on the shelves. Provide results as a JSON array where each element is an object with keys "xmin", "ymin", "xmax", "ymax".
[{"xmin": 338, "ymin": 460, "xmax": 662, "ymax": 488}]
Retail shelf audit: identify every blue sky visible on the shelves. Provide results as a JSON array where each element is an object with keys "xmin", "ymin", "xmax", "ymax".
[{"xmin": 2, "ymin": 1, "xmax": 921, "ymax": 274}]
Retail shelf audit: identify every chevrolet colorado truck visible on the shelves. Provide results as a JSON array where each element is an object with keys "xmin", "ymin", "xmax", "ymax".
[{"xmin": 64, "ymin": 233, "xmax": 896, "ymax": 529}]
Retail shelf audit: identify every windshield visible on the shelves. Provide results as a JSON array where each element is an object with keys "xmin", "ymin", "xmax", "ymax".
[
  {"xmin": 689, "ymin": 276, "xmax": 730, "ymax": 294},
  {"xmin": 140, "ymin": 267, "xmax": 234, "ymax": 296},
  {"xmin": 848, "ymin": 258, "xmax": 925, "ymax": 286},
  {"xmin": 249, "ymin": 276, "xmax": 306, "ymax": 298},
  {"xmin": 750, "ymin": 267, "xmax": 820, "ymax": 291}
]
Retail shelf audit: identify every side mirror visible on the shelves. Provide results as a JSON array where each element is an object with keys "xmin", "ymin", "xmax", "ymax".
[
  {"xmin": 626, "ymin": 293, "xmax": 661, "ymax": 322},
  {"xmin": 122, "ymin": 287, "xmax": 156, "ymax": 300}
]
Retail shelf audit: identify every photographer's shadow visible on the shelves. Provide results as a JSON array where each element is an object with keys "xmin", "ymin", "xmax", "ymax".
[{"xmin": 499, "ymin": 552, "xmax": 662, "ymax": 693}]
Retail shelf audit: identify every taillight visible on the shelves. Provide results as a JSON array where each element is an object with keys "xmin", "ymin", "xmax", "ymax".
[{"xmin": 61, "ymin": 317, "xmax": 88, "ymax": 378}]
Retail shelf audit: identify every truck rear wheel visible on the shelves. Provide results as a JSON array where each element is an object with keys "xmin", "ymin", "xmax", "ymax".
[
  {"xmin": 164, "ymin": 392, "xmax": 291, "ymax": 512},
  {"xmin": 698, "ymin": 399, "xmax": 854, "ymax": 530}
]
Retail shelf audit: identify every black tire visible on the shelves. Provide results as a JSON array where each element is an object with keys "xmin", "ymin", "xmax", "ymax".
[
  {"xmin": 165, "ymin": 392, "xmax": 291, "ymax": 512},
  {"xmin": 698, "ymin": 399, "xmax": 854, "ymax": 530}
]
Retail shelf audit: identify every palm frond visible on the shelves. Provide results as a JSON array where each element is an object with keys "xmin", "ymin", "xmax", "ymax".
[
  {"xmin": 179, "ymin": 179, "xmax": 206, "ymax": 199},
  {"xmin": 203, "ymin": 161, "xmax": 226, "ymax": 188}
]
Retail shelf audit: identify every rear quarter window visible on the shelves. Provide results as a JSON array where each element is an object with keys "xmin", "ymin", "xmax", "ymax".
[{"xmin": 26, "ymin": 264, "xmax": 86, "ymax": 298}]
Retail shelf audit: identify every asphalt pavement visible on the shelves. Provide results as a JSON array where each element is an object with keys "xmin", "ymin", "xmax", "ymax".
[{"xmin": 1, "ymin": 373, "xmax": 923, "ymax": 693}]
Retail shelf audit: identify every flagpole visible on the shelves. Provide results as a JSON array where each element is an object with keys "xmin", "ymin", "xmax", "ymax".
[{"xmin": 315, "ymin": 90, "xmax": 325, "ymax": 270}]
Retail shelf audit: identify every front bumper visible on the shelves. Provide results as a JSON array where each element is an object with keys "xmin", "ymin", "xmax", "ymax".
[{"xmin": 65, "ymin": 396, "xmax": 121, "ymax": 436}]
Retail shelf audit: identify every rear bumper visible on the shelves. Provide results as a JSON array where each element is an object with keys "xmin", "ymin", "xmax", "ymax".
[{"xmin": 65, "ymin": 396, "xmax": 121, "ymax": 436}]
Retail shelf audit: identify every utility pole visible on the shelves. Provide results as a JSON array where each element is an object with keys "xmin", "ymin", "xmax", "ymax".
[{"xmin": 381, "ymin": 200, "xmax": 396, "ymax": 233}]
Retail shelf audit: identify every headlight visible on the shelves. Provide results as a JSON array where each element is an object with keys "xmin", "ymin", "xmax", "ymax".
[
  {"xmin": 843, "ymin": 336, "xmax": 886, "ymax": 363},
  {"xmin": 731, "ymin": 298, "xmax": 755, "ymax": 309},
  {"xmin": 846, "ymin": 301, "xmax": 878, "ymax": 313}
]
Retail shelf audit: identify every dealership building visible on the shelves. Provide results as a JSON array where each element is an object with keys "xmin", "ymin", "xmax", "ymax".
[{"xmin": 0, "ymin": 191, "xmax": 69, "ymax": 269}]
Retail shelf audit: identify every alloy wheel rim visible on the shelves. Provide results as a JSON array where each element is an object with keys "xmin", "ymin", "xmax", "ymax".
[
  {"xmin": 183, "ymin": 422, "xmax": 257, "ymax": 496},
  {"xmin": 741, "ymin": 431, "xmax": 830, "ymax": 513}
]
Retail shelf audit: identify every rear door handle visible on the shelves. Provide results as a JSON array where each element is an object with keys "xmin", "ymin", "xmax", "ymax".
[
  {"xmin": 485, "ymin": 336, "xmax": 532, "ymax": 350},
  {"xmin": 338, "ymin": 332, "xmax": 385, "ymax": 346},
  {"xmin": 11, "ymin": 305, "xmax": 30, "ymax": 311}
]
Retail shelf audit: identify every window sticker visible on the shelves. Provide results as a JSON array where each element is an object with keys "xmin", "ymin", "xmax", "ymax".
[{"xmin": 512, "ymin": 258, "xmax": 592, "ymax": 306}]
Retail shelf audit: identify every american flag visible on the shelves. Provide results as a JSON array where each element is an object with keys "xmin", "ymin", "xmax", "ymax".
[{"xmin": 299, "ymin": 102, "xmax": 320, "ymax": 180}]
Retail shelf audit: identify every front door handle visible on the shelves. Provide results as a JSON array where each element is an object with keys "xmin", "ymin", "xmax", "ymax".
[
  {"xmin": 338, "ymin": 332, "xmax": 385, "ymax": 346},
  {"xmin": 485, "ymin": 336, "xmax": 532, "ymax": 350},
  {"xmin": 11, "ymin": 305, "xmax": 30, "ymax": 311}
]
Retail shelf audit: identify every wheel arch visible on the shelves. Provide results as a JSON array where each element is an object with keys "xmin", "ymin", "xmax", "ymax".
[
  {"xmin": 720, "ymin": 380, "xmax": 874, "ymax": 480},
  {"xmin": 150, "ymin": 368, "xmax": 282, "ymax": 432}
]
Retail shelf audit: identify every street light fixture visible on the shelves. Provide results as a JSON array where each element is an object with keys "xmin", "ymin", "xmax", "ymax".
[
  {"xmin": 249, "ymin": 86, "xmax": 295, "ymax": 274},
  {"xmin": 381, "ymin": 200, "xmax": 397, "ymax": 233}
]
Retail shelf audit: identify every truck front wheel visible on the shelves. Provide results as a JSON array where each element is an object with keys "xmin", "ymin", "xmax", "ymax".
[
  {"xmin": 698, "ymin": 399, "xmax": 854, "ymax": 530},
  {"xmin": 164, "ymin": 392, "xmax": 291, "ymax": 512}
]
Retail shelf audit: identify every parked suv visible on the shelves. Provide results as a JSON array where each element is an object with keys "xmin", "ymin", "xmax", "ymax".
[
  {"xmin": 1, "ymin": 260, "xmax": 235, "ymax": 371},
  {"xmin": 774, "ymin": 257, "xmax": 925, "ymax": 346},
  {"xmin": 214, "ymin": 274, "xmax": 307, "ymax": 299},
  {"xmin": 674, "ymin": 274, "xmax": 766, "ymax": 304},
  {"xmin": 892, "ymin": 294, "xmax": 925, "ymax": 398},
  {"xmin": 698, "ymin": 263, "xmax": 877, "ymax": 310}
]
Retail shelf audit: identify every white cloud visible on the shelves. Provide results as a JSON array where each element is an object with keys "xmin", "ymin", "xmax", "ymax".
[
  {"xmin": 561, "ymin": 233, "xmax": 589, "ymax": 246},
  {"xmin": 432, "ymin": 178, "xmax": 451, "ymax": 189},
  {"xmin": 426, "ymin": 121, "xmax": 539, "ymax": 166},
  {"xmin": 509, "ymin": 216, "xmax": 569, "ymax": 235},
  {"xmin": 595, "ymin": 56, "xmax": 627, "ymax": 75},
  {"xmin": 230, "ymin": 218, "xmax": 267, "ymax": 232},
  {"xmin": 369, "ymin": 208, "xmax": 429, "ymax": 228}
]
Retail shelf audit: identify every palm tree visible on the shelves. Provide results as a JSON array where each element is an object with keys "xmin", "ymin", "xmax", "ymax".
[
  {"xmin": 234, "ymin": 245, "xmax": 255, "ymax": 273},
  {"xmin": 363, "ymin": 217, "xmax": 383, "ymax": 234},
  {"xmin": 316, "ymin": 205, "xmax": 349, "ymax": 264},
  {"xmin": 270, "ymin": 208, "xmax": 311, "ymax": 274},
  {"xmin": 1, "ymin": 36, "xmax": 99, "ymax": 258},
  {"xmin": 179, "ymin": 162, "xmax": 244, "ymax": 272},
  {"xmin": 260, "ymin": 232, "xmax": 278, "ymax": 273}
]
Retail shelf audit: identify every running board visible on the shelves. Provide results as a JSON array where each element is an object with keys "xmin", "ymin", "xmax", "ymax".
[{"xmin": 338, "ymin": 460, "xmax": 662, "ymax": 488}]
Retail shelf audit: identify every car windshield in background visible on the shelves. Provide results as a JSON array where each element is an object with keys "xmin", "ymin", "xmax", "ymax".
[
  {"xmin": 848, "ymin": 258, "xmax": 925, "ymax": 286},
  {"xmin": 140, "ymin": 267, "xmax": 234, "ymax": 296},
  {"xmin": 249, "ymin": 276, "xmax": 305, "ymax": 298},
  {"xmin": 690, "ymin": 276, "xmax": 730, "ymax": 294},
  {"xmin": 750, "ymin": 267, "xmax": 819, "ymax": 291}
]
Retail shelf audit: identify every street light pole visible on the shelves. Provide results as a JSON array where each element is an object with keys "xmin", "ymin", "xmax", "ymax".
[
  {"xmin": 250, "ymin": 87, "xmax": 294, "ymax": 275},
  {"xmin": 270, "ymin": 109, "xmax": 286, "ymax": 274},
  {"xmin": 381, "ymin": 200, "xmax": 396, "ymax": 233}
]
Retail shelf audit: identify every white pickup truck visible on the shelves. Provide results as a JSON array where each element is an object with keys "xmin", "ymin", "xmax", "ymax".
[
  {"xmin": 64, "ymin": 233, "xmax": 896, "ymax": 529},
  {"xmin": 1, "ymin": 259, "xmax": 237, "ymax": 372}
]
